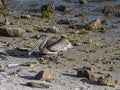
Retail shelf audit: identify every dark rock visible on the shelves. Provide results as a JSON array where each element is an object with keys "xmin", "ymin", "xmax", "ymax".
[
  {"xmin": 0, "ymin": 26, "xmax": 25, "ymax": 37},
  {"xmin": 97, "ymin": 74, "xmax": 118, "ymax": 87},
  {"xmin": 34, "ymin": 69, "xmax": 55, "ymax": 81},
  {"xmin": 77, "ymin": 66, "xmax": 96, "ymax": 80},
  {"xmin": 56, "ymin": 5, "xmax": 72, "ymax": 13}
]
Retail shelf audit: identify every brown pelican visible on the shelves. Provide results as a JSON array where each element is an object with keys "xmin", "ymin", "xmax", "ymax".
[{"xmin": 29, "ymin": 34, "xmax": 73, "ymax": 55}]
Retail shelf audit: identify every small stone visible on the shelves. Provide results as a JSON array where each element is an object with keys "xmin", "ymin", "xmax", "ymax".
[
  {"xmin": 0, "ymin": 26, "xmax": 25, "ymax": 37},
  {"xmin": 77, "ymin": 66, "xmax": 97, "ymax": 80},
  {"xmin": 4, "ymin": 18, "xmax": 10, "ymax": 25},
  {"xmin": 86, "ymin": 19, "xmax": 101, "ymax": 31},
  {"xmin": 34, "ymin": 69, "xmax": 55, "ymax": 81},
  {"xmin": 21, "ymin": 14, "xmax": 31, "ymax": 19},
  {"xmin": 79, "ymin": 0, "xmax": 88, "ymax": 4},
  {"xmin": 56, "ymin": 5, "xmax": 72, "ymax": 13},
  {"xmin": 27, "ymin": 82, "xmax": 53, "ymax": 88},
  {"xmin": 103, "ymin": 5, "xmax": 115, "ymax": 14},
  {"xmin": 46, "ymin": 26, "xmax": 59, "ymax": 33},
  {"xmin": 97, "ymin": 74, "xmax": 117, "ymax": 87}
]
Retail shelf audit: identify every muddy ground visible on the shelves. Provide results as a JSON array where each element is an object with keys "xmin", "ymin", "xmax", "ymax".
[{"xmin": 0, "ymin": 0, "xmax": 120, "ymax": 90}]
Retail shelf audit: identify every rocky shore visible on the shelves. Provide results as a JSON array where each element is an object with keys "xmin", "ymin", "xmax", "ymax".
[{"xmin": 0, "ymin": 0, "xmax": 120, "ymax": 90}]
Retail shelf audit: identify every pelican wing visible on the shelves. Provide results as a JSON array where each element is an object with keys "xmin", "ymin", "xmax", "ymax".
[{"xmin": 47, "ymin": 39, "xmax": 73, "ymax": 52}]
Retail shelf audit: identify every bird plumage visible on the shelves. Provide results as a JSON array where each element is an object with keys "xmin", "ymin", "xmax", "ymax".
[{"xmin": 29, "ymin": 34, "xmax": 73, "ymax": 55}]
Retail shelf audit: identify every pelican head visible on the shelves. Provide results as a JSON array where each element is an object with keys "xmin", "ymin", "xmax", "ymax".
[{"xmin": 29, "ymin": 34, "xmax": 47, "ymax": 56}]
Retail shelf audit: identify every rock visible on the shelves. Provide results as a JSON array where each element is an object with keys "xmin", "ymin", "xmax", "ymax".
[
  {"xmin": 34, "ymin": 69, "xmax": 55, "ymax": 81},
  {"xmin": 0, "ymin": 26, "xmax": 25, "ymax": 37},
  {"xmin": 1, "ymin": 0, "xmax": 6, "ymax": 5},
  {"xmin": 103, "ymin": 5, "xmax": 115, "ymax": 14},
  {"xmin": 0, "ymin": 2, "xmax": 4, "ymax": 9},
  {"xmin": 56, "ymin": 5, "xmax": 72, "ymax": 13},
  {"xmin": 21, "ymin": 14, "xmax": 31, "ymax": 19},
  {"xmin": 114, "ymin": 5, "xmax": 120, "ymax": 12},
  {"xmin": 27, "ymin": 82, "xmax": 53, "ymax": 88},
  {"xmin": 79, "ymin": 0, "xmax": 88, "ymax": 4},
  {"xmin": 41, "ymin": 3, "xmax": 55, "ymax": 18},
  {"xmin": 0, "ymin": 0, "xmax": 6, "ymax": 9},
  {"xmin": 97, "ymin": 74, "xmax": 118, "ymax": 87},
  {"xmin": 46, "ymin": 26, "xmax": 59, "ymax": 33},
  {"xmin": 86, "ymin": 19, "xmax": 101, "ymax": 31},
  {"xmin": 42, "ymin": 11, "xmax": 53, "ymax": 18},
  {"xmin": 77, "ymin": 66, "xmax": 96, "ymax": 80},
  {"xmin": 114, "ymin": 12, "xmax": 120, "ymax": 17},
  {"xmin": 69, "ymin": 23, "xmax": 77, "ymax": 29},
  {"xmin": 41, "ymin": 3, "xmax": 55, "ymax": 13},
  {"xmin": 4, "ymin": 18, "xmax": 10, "ymax": 25}
]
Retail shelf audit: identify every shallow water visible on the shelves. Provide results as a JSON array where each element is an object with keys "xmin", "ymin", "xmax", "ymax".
[{"xmin": 6, "ymin": 0, "xmax": 120, "ymax": 34}]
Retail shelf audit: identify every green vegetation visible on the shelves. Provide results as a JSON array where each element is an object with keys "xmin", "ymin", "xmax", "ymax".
[{"xmin": 42, "ymin": 11, "xmax": 53, "ymax": 18}]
